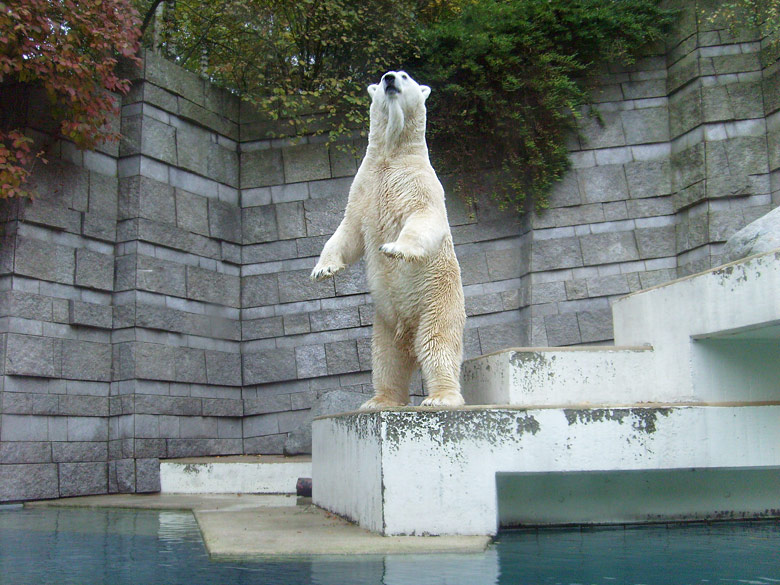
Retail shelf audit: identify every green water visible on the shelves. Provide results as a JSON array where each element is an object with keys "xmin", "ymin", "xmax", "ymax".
[{"xmin": 0, "ymin": 507, "xmax": 778, "ymax": 584}]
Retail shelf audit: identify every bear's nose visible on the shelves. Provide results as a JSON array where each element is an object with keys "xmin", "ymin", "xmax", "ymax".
[{"xmin": 384, "ymin": 73, "xmax": 396, "ymax": 85}]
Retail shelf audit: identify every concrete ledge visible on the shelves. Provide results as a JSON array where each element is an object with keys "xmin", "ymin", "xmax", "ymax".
[
  {"xmin": 26, "ymin": 494, "xmax": 490, "ymax": 556},
  {"xmin": 159, "ymin": 455, "xmax": 311, "ymax": 495},
  {"xmin": 313, "ymin": 406, "xmax": 780, "ymax": 536}
]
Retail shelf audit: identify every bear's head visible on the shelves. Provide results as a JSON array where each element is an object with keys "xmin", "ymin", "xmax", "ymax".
[{"xmin": 367, "ymin": 71, "xmax": 431, "ymax": 151}]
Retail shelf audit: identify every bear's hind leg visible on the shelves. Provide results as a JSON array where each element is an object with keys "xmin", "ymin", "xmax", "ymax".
[
  {"xmin": 418, "ymin": 331, "xmax": 465, "ymax": 408},
  {"xmin": 361, "ymin": 318, "xmax": 416, "ymax": 410}
]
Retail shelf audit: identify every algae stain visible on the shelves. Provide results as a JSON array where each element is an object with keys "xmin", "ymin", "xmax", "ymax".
[{"xmin": 564, "ymin": 408, "xmax": 672, "ymax": 434}]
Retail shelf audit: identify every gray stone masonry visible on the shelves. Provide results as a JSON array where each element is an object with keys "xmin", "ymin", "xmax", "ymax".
[{"xmin": 1, "ymin": 6, "xmax": 778, "ymax": 500}]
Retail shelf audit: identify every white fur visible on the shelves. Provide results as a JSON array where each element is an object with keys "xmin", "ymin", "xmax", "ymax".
[{"xmin": 311, "ymin": 71, "xmax": 466, "ymax": 409}]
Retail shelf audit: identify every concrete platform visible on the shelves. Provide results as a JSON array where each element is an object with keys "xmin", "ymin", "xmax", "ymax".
[
  {"xmin": 159, "ymin": 455, "xmax": 312, "ymax": 495},
  {"xmin": 313, "ymin": 405, "xmax": 780, "ymax": 536},
  {"xmin": 462, "ymin": 249, "xmax": 780, "ymax": 407},
  {"xmin": 26, "ymin": 494, "xmax": 490, "ymax": 557}
]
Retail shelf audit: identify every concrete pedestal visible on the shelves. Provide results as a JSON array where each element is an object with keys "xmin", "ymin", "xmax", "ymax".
[{"xmin": 313, "ymin": 250, "xmax": 780, "ymax": 535}]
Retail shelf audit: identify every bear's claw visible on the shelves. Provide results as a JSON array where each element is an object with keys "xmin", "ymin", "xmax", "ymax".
[
  {"xmin": 310, "ymin": 264, "xmax": 345, "ymax": 281},
  {"xmin": 380, "ymin": 242, "xmax": 424, "ymax": 262}
]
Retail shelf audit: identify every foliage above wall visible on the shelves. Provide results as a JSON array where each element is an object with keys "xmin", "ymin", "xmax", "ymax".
[
  {"xmin": 415, "ymin": 0, "xmax": 674, "ymax": 211},
  {"xmin": 139, "ymin": 0, "xmax": 672, "ymax": 212},
  {"xmin": 0, "ymin": 0, "xmax": 141, "ymax": 198}
]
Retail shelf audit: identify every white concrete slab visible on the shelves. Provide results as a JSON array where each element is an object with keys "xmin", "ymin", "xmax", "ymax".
[
  {"xmin": 313, "ymin": 406, "xmax": 780, "ymax": 536},
  {"xmin": 160, "ymin": 455, "xmax": 311, "ymax": 495},
  {"xmin": 462, "ymin": 249, "xmax": 780, "ymax": 407}
]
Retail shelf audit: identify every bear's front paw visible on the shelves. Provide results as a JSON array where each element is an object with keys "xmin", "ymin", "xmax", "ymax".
[
  {"xmin": 380, "ymin": 242, "xmax": 425, "ymax": 262},
  {"xmin": 310, "ymin": 263, "xmax": 345, "ymax": 281}
]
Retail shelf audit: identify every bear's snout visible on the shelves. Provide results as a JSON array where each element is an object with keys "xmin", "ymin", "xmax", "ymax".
[{"xmin": 383, "ymin": 73, "xmax": 400, "ymax": 94}]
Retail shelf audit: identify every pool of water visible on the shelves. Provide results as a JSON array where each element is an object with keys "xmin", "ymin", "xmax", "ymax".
[{"xmin": 1, "ymin": 507, "xmax": 778, "ymax": 585}]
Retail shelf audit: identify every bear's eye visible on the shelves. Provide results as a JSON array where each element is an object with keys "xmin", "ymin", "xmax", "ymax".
[{"xmin": 402, "ymin": 74, "xmax": 408, "ymax": 79}]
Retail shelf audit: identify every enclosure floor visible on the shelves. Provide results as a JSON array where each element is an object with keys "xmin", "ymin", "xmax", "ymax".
[{"xmin": 25, "ymin": 494, "xmax": 490, "ymax": 557}]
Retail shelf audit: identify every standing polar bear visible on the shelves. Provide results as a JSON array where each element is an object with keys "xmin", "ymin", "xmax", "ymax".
[{"xmin": 311, "ymin": 71, "xmax": 466, "ymax": 409}]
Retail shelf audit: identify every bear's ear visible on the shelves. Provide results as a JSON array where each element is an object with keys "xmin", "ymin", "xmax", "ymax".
[
  {"xmin": 420, "ymin": 85, "xmax": 431, "ymax": 101},
  {"xmin": 368, "ymin": 84, "xmax": 379, "ymax": 97}
]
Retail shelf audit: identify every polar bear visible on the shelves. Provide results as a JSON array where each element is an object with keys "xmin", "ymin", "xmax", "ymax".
[{"xmin": 311, "ymin": 71, "xmax": 466, "ymax": 409}]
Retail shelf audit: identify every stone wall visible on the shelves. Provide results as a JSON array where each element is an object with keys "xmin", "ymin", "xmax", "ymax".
[{"xmin": 1, "ymin": 0, "xmax": 778, "ymax": 501}]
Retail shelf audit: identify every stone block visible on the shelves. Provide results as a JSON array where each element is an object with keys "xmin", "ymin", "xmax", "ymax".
[
  {"xmin": 244, "ymin": 394, "xmax": 292, "ymax": 416},
  {"xmin": 68, "ymin": 302, "xmax": 114, "ymax": 329},
  {"xmin": 52, "ymin": 442, "xmax": 107, "ymax": 463},
  {"xmin": 276, "ymin": 201, "xmax": 306, "ymax": 240},
  {"xmin": 179, "ymin": 416, "xmax": 218, "ymax": 439},
  {"xmin": 329, "ymin": 144, "xmax": 358, "ymax": 177},
  {"xmin": 186, "ymin": 266, "xmax": 240, "ymax": 308},
  {"xmin": 205, "ymin": 351, "xmax": 242, "ymax": 386},
  {"xmin": 58, "ymin": 462, "xmax": 107, "ymax": 497},
  {"xmin": 67, "ymin": 417, "xmax": 109, "ymax": 442},
  {"xmin": 243, "ymin": 348, "xmax": 297, "ymax": 384},
  {"xmin": 295, "ymin": 344, "xmax": 328, "ymax": 379},
  {"xmin": 173, "ymin": 347, "xmax": 207, "ymax": 384},
  {"xmin": 135, "ymin": 394, "xmax": 201, "ymax": 416},
  {"xmin": 279, "ymin": 269, "xmax": 334, "ymax": 303},
  {"xmin": 241, "ymin": 273, "xmax": 279, "ymax": 307},
  {"xmin": 20, "ymin": 197, "xmax": 81, "ymax": 232},
  {"xmin": 283, "ymin": 143, "xmax": 331, "ymax": 183},
  {"xmin": 203, "ymin": 398, "xmax": 243, "ymax": 418},
  {"xmin": 136, "ymin": 255, "xmax": 187, "ymax": 297},
  {"xmin": 620, "ymin": 107, "xmax": 669, "ymax": 145},
  {"xmin": 13, "ymin": 237, "xmax": 75, "ymax": 285},
  {"xmin": 283, "ymin": 313, "xmax": 311, "ymax": 335},
  {"xmin": 577, "ymin": 309, "xmax": 614, "ymax": 343},
  {"xmin": 309, "ymin": 307, "xmax": 360, "ymax": 332},
  {"xmin": 0, "ymin": 441, "xmax": 52, "ymax": 464},
  {"xmin": 61, "ymin": 339, "xmax": 112, "ymax": 382},
  {"xmin": 577, "ymin": 165, "xmax": 629, "ymax": 204},
  {"xmin": 176, "ymin": 124, "xmax": 212, "ymax": 173},
  {"xmin": 586, "ymin": 274, "xmax": 630, "ymax": 297},
  {"xmin": 1, "ymin": 393, "xmax": 58, "ymax": 416},
  {"xmin": 207, "ymin": 143, "xmax": 239, "ymax": 188},
  {"xmin": 115, "ymin": 458, "xmax": 136, "ymax": 493},
  {"xmin": 88, "ymin": 171, "xmax": 119, "ymax": 217},
  {"xmin": 175, "ymin": 189, "xmax": 210, "ymax": 235},
  {"xmin": 141, "ymin": 115, "xmax": 177, "ymax": 165},
  {"xmin": 465, "ymin": 293, "xmax": 504, "ymax": 316},
  {"xmin": 137, "ymin": 218, "xmax": 221, "ymax": 260},
  {"xmin": 0, "ymin": 291, "xmax": 52, "ymax": 321},
  {"xmin": 82, "ymin": 211, "xmax": 118, "ymax": 243},
  {"xmin": 241, "ymin": 148, "xmax": 284, "ymax": 188},
  {"xmin": 325, "ymin": 340, "xmax": 360, "ymax": 375},
  {"xmin": 208, "ymin": 198, "xmax": 241, "ymax": 243},
  {"xmin": 133, "ymin": 342, "xmax": 176, "ymax": 381},
  {"xmin": 6, "ymin": 334, "xmax": 61, "ymax": 377},
  {"xmin": 486, "ymin": 248, "xmax": 525, "ymax": 281},
  {"xmin": 457, "ymin": 253, "xmax": 490, "ymax": 286},
  {"xmin": 166, "ymin": 438, "xmax": 242, "ymax": 458},
  {"xmin": 530, "ymin": 237, "xmax": 582, "ymax": 271},
  {"xmin": 334, "ymin": 263, "xmax": 369, "ymax": 296},
  {"xmin": 0, "ymin": 463, "xmax": 59, "ymax": 501},
  {"xmin": 304, "ymin": 194, "xmax": 348, "ymax": 237},
  {"xmin": 477, "ymin": 322, "xmax": 526, "ymax": 356},
  {"xmin": 58, "ymin": 394, "xmax": 109, "ymax": 417},
  {"xmin": 243, "ymin": 240, "xmax": 298, "ymax": 264},
  {"xmin": 580, "ymin": 232, "xmax": 640, "ymax": 265},
  {"xmin": 242, "ymin": 316, "xmax": 284, "ymax": 340},
  {"xmin": 544, "ymin": 312, "xmax": 581, "ymax": 346},
  {"xmin": 75, "ymin": 248, "xmax": 114, "ymax": 291},
  {"xmin": 625, "ymin": 160, "xmax": 671, "ymax": 199},
  {"xmin": 577, "ymin": 110, "xmax": 626, "ymax": 149},
  {"xmin": 669, "ymin": 88, "xmax": 703, "ymax": 139},
  {"xmin": 136, "ymin": 458, "xmax": 161, "ymax": 493},
  {"xmin": 636, "ymin": 226, "xmax": 677, "ymax": 259},
  {"xmin": 242, "ymin": 205, "xmax": 278, "ymax": 244}
]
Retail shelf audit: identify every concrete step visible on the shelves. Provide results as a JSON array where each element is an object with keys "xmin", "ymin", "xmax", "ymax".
[
  {"xmin": 160, "ymin": 455, "xmax": 312, "ymax": 495},
  {"xmin": 313, "ymin": 404, "xmax": 780, "ymax": 535}
]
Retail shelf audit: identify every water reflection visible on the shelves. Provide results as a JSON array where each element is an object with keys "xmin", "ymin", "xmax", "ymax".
[{"xmin": 0, "ymin": 508, "xmax": 779, "ymax": 585}]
